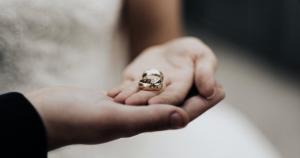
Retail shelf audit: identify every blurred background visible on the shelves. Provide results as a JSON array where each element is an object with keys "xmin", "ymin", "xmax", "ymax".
[{"xmin": 183, "ymin": 0, "xmax": 300, "ymax": 158}]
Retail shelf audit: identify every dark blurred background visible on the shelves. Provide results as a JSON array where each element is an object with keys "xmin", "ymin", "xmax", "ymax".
[
  {"xmin": 184, "ymin": 0, "xmax": 300, "ymax": 76},
  {"xmin": 183, "ymin": 1, "xmax": 300, "ymax": 158}
]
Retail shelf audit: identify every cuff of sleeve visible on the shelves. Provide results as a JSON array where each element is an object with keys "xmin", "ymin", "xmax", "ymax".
[{"xmin": 0, "ymin": 92, "xmax": 47, "ymax": 158}]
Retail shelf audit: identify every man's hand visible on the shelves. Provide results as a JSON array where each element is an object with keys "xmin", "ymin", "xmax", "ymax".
[
  {"xmin": 108, "ymin": 37, "xmax": 223, "ymax": 106},
  {"xmin": 25, "ymin": 86, "xmax": 223, "ymax": 150}
]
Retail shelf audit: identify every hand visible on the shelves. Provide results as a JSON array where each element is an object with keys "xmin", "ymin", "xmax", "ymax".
[
  {"xmin": 25, "ymin": 86, "xmax": 221, "ymax": 150},
  {"xmin": 108, "ymin": 37, "xmax": 223, "ymax": 106}
]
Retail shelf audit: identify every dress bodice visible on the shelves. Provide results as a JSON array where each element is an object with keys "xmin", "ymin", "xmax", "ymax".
[{"xmin": 0, "ymin": 0, "xmax": 126, "ymax": 92}]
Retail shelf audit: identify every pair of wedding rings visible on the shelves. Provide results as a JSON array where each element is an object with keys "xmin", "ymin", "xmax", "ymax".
[{"xmin": 138, "ymin": 69, "xmax": 164, "ymax": 91}]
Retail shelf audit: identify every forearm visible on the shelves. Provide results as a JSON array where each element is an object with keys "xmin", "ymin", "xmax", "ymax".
[
  {"xmin": 125, "ymin": 0, "xmax": 183, "ymax": 59},
  {"xmin": 129, "ymin": 24, "xmax": 182, "ymax": 59}
]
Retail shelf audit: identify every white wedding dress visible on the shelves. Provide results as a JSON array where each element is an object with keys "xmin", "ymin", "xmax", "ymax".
[{"xmin": 0, "ymin": 0, "xmax": 281, "ymax": 157}]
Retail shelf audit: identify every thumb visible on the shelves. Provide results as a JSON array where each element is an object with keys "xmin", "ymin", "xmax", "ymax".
[{"xmin": 119, "ymin": 104, "xmax": 189, "ymax": 137}]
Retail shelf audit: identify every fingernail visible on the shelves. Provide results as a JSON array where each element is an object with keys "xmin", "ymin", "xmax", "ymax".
[{"xmin": 170, "ymin": 112, "xmax": 184, "ymax": 129}]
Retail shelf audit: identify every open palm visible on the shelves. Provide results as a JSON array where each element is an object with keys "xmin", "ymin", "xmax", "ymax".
[{"xmin": 108, "ymin": 37, "xmax": 224, "ymax": 106}]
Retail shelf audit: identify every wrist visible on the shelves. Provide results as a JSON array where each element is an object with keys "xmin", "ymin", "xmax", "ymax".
[{"xmin": 24, "ymin": 92, "xmax": 62, "ymax": 150}]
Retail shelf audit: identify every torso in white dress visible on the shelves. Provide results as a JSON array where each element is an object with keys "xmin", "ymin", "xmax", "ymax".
[
  {"xmin": 0, "ymin": 0, "xmax": 126, "ymax": 92},
  {"xmin": 0, "ymin": 0, "xmax": 281, "ymax": 157}
]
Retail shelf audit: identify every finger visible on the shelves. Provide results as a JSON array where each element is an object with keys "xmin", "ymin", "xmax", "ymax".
[
  {"xmin": 107, "ymin": 80, "xmax": 132, "ymax": 98},
  {"xmin": 182, "ymin": 85, "xmax": 225, "ymax": 121},
  {"xmin": 148, "ymin": 79, "xmax": 192, "ymax": 105},
  {"xmin": 119, "ymin": 104, "xmax": 189, "ymax": 137},
  {"xmin": 125, "ymin": 91, "xmax": 159, "ymax": 105},
  {"xmin": 195, "ymin": 49, "xmax": 218, "ymax": 98},
  {"xmin": 114, "ymin": 81, "xmax": 139, "ymax": 103},
  {"xmin": 107, "ymin": 87, "xmax": 122, "ymax": 98}
]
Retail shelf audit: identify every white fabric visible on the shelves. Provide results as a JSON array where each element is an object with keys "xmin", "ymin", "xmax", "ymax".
[
  {"xmin": 0, "ymin": 0, "xmax": 126, "ymax": 91},
  {"xmin": 0, "ymin": 0, "xmax": 281, "ymax": 157}
]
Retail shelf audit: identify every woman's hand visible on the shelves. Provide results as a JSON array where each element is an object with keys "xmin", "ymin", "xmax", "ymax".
[
  {"xmin": 25, "ymin": 86, "xmax": 221, "ymax": 150},
  {"xmin": 108, "ymin": 37, "xmax": 223, "ymax": 106}
]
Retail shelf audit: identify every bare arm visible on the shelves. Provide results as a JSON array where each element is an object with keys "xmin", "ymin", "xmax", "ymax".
[{"xmin": 125, "ymin": 0, "xmax": 182, "ymax": 58}]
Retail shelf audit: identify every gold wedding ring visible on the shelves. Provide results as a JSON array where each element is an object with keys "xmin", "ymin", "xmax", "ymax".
[{"xmin": 139, "ymin": 69, "xmax": 164, "ymax": 91}]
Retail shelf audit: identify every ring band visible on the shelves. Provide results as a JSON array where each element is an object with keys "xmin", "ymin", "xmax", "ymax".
[
  {"xmin": 138, "ymin": 82, "xmax": 163, "ymax": 91},
  {"xmin": 139, "ymin": 69, "xmax": 164, "ymax": 91}
]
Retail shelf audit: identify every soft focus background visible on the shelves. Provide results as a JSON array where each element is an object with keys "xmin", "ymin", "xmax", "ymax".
[{"xmin": 183, "ymin": 1, "xmax": 300, "ymax": 158}]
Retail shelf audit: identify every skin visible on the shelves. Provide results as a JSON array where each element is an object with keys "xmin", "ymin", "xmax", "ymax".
[
  {"xmin": 24, "ymin": 0, "xmax": 225, "ymax": 151},
  {"xmin": 125, "ymin": 0, "xmax": 182, "ymax": 58},
  {"xmin": 108, "ymin": 37, "xmax": 220, "ymax": 106},
  {"xmin": 109, "ymin": 0, "xmax": 222, "ymax": 106},
  {"xmin": 25, "ymin": 86, "xmax": 224, "ymax": 150}
]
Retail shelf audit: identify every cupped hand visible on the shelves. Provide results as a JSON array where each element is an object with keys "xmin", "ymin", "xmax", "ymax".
[
  {"xmin": 108, "ymin": 37, "xmax": 221, "ymax": 106},
  {"xmin": 25, "ymin": 86, "xmax": 223, "ymax": 150}
]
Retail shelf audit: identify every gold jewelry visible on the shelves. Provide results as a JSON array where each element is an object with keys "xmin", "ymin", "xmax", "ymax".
[{"xmin": 139, "ymin": 69, "xmax": 164, "ymax": 91}]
